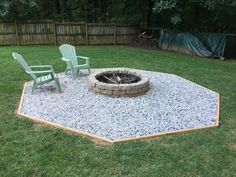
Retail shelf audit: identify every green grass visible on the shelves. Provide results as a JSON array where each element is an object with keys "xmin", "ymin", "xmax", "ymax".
[{"xmin": 0, "ymin": 45, "xmax": 236, "ymax": 177}]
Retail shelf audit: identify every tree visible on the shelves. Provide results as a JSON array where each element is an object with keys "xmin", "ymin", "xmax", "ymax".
[
  {"xmin": 152, "ymin": 0, "xmax": 236, "ymax": 33},
  {"xmin": 0, "ymin": 0, "xmax": 150, "ymax": 25},
  {"xmin": 0, "ymin": 0, "xmax": 40, "ymax": 20}
]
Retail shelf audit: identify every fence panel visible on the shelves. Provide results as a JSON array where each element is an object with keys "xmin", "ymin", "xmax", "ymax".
[
  {"xmin": 116, "ymin": 26, "xmax": 139, "ymax": 44},
  {"xmin": 0, "ymin": 21, "xmax": 139, "ymax": 46},
  {"xmin": 88, "ymin": 24, "xmax": 114, "ymax": 44},
  {"xmin": 56, "ymin": 23, "xmax": 86, "ymax": 45},
  {"xmin": 0, "ymin": 22, "xmax": 17, "ymax": 45},
  {"xmin": 17, "ymin": 22, "xmax": 54, "ymax": 45}
]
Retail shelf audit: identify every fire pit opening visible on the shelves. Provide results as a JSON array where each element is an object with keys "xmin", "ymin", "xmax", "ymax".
[
  {"xmin": 96, "ymin": 70, "xmax": 141, "ymax": 84},
  {"xmin": 88, "ymin": 69, "xmax": 150, "ymax": 97}
]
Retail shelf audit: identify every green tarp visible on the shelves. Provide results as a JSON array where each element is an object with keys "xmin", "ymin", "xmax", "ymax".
[{"xmin": 159, "ymin": 30, "xmax": 226, "ymax": 57}]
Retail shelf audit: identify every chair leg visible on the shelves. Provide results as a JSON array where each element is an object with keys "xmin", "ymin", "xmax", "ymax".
[
  {"xmin": 31, "ymin": 82, "xmax": 37, "ymax": 94},
  {"xmin": 65, "ymin": 68, "xmax": 70, "ymax": 75},
  {"xmin": 88, "ymin": 68, "xmax": 91, "ymax": 74},
  {"xmin": 55, "ymin": 78, "xmax": 62, "ymax": 93},
  {"xmin": 71, "ymin": 68, "xmax": 77, "ymax": 80}
]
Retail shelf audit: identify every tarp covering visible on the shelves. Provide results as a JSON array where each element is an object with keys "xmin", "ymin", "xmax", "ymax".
[{"xmin": 159, "ymin": 30, "xmax": 226, "ymax": 57}]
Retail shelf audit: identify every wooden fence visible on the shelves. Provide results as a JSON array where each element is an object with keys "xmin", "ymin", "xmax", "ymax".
[{"xmin": 0, "ymin": 21, "xmax": 140, "ymax": 45}]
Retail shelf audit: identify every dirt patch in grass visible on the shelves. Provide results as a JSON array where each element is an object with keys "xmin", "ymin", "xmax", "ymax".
[{"xmin": 229, "ymin": 144, "xmax": 236, "ymax": 150}]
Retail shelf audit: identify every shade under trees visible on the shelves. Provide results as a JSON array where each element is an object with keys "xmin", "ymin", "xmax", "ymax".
[
  {"xmin": 0, "ymin": 0, "xmax": 149, "ymax": 25},
  {"xmin": 0, "ymin": 0, "xmax": 235, "ymax": 33},
  {"xmin": 153, "ymin": 0, "xmax": 236, "ymax": 33}
]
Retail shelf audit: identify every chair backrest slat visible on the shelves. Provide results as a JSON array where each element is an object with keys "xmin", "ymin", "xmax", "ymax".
[
  {"xmin": 59, "ymin": 44, "xmax": 78, "ymax": 66},
  {"xmin": 12, "ymin": 52, "xmax": 37, "ymax": 80}
]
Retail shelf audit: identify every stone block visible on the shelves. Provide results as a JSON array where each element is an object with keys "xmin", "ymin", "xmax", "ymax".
[
  {"xmin": 93, "ymin": 87, "xmax": 101, "ymax": 93},
  {"xmin": 118, "ymin": 84, "xmax": 132, "ymax": 90},
  {"xmin": 96, "ymin": 82, "xmax": 108, "ymax": 89},
  {"xmin": 99, "ymin": 89, "xmax": 113, "ymax": 95}
]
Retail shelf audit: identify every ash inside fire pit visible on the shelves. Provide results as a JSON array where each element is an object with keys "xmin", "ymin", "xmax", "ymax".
[{"xmin": 96, "ymin": 70, "xmax": 141, "ymax": 84}]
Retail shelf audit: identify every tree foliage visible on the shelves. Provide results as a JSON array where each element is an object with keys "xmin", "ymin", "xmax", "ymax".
[
  {"xmin": 153, "ymin": 0, "xmax": 236, "ymax": 33},
  {"xmin": 0, "ymin": 0, "xmax": 149, "ymax": 25},
  {"xmin": 0, "ymin": 0, "xmax": 235, "ymax": 33},
  {"xmin": 0, "ymin": 0, "xmax": 40, "ymax": 20}
]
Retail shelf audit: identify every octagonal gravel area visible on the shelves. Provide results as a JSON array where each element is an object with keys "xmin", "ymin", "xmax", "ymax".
[{"xmin": 18, "ymin": 68, "xmax": 220, "ymax": 142}]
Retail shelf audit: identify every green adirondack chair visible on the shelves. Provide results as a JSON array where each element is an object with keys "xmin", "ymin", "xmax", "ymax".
[
  {"xmin": 12, "ymin": 52, "xmax": 62, "ymax": 94},
  {"xmin": 59, "ymin": 44, "xmax": 90, "ymax": 80}
]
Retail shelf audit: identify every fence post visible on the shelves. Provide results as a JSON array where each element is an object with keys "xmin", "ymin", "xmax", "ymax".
[
  {"xmin": 14, "ymin": 21, "xmax": 20, "ymax": 45},
  {"xmin": 113, "ymin": 24, "xmax": 117, "ymax": 45},
  {"xmin": 85, "ymin": 23, "xmax": 89, "ymax": 45},
  {"xmin": 53, "ymin": 22, "xmax": 57, "ymax": 45}
]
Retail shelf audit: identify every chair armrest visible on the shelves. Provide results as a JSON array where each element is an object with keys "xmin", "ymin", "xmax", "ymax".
[
  {"xmin": 77, "ymin": 56, "xmax": 89, "ymax": 60},
  {"xmin": 30, "ymin": 65, "xmax": 53, "ymax": 70},
  {"xmin": 77, "ymin": 56, "xmax": 89, "ymax": 65},
  {"xmin": 26, "ymin": 70, "xmax": 53, "ymax": 74},
  {"xmin": 30, "ymin": 65, "xmax": 52, "ymax": 68},
  {"xmin": 61, "ymin": 57, "xmax": 70, "ymax": 62}
]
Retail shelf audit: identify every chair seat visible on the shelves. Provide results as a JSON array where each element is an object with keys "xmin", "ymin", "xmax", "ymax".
[{"xmin": 36, "ymin": 74, "xmax": 52, "ymax": 83}]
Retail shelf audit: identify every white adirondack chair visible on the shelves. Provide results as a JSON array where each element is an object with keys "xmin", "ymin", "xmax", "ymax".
[{"xmin": 59, "ymin": 44, "xmax": 90, "ymax": 79}]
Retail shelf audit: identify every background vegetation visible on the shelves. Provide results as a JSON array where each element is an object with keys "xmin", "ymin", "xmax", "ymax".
[
  {"xmin": 0, "ymin": 0, "xmax": 235, "ymax": 33},
  {"xmin": 152, "ymin": 0, "xmax": 236, "ymax": 33}
]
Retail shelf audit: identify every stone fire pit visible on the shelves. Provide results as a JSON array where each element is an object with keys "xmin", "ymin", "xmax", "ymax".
[{"xmin": 88, "ymin": 68, "xmax": 149, "ymax": 97}]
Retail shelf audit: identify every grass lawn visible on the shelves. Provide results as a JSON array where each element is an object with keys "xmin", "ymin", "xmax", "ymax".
[{"xmin": 0, "ymin": 45, "xmax": 236, "ymax": 177}]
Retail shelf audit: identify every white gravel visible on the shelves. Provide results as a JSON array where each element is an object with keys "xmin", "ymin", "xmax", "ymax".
[{"xmin": 20, "ymin": 68, "xmax": 219, "ymax": 140}]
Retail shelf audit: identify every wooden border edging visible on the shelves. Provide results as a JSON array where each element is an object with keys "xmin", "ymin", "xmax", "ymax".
[
  {"xmin": 16, "ymin": 82, "xmax": 113, "ymax": 144},
  {"xmin": 18, "ymin": 112, "xmax": 113, "ymax": 144},
  {"xmin": 17, "ymin": 82, "xmax": 27, "ymax": 115},
  {"xmin": 113, "ymin": 123, "xmax": 219, "ymax": 143},
  {"xmin": 16, "ymin": 78, "xmax": 220, "ymax": 144}
]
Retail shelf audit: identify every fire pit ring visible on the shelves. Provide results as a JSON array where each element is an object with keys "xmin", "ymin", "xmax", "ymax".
[{"xmin": 88, "ymin": 68, "xmax": 149, "ymax": 97}]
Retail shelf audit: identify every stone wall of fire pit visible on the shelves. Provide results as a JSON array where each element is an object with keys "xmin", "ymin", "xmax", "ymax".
[{"xmin": 88, "ymin": 68, "xmax": 150, "ymax": 97}]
